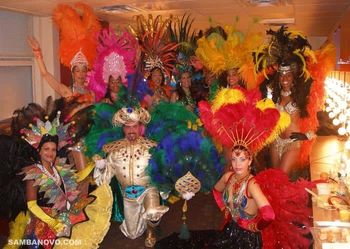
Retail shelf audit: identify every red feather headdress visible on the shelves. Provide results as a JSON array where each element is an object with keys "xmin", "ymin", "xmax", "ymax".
[{"xmin": 199, "ymin": 88, "xmax": 290, "ymax": 154}]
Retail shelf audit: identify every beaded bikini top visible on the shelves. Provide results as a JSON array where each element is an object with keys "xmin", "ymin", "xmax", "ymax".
[{"xmin": 223, "ymin": 174, "xmax": 255, "ymax": 220}]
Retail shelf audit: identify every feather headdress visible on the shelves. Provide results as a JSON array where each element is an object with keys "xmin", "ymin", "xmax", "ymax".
[
  {"xmin": 87, "ymin": 28, "xmax": 138, "ymax": 101},
  {"xmin": 129, "ymin": 14, "xmax": 178, "ymax": 77},
  {"xmin": 168, "ymin": 13, "xmax": 197, "ymax": 81},
  {"xmin": 20, "ymin": 111, "xmax": 71, "ymax": 149},
  {"xmin": 53, "ymin": 3, "xmax": 101, "ymax": 70},
  {"xmin": 199, "ymin": 88, "xmax": 290, "ymax": 153},
  {"xmin": 195, "ymin": 25, "xmax": 263, "ymax": 88},
  {"xmin": 254, "ymin": 26, "xmax": 317, "ymax": 80}
]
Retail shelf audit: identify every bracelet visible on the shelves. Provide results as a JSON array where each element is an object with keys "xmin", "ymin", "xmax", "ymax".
[{"xmin": 33, "ymin": 50, "xmax": 43, "ymax": 59}]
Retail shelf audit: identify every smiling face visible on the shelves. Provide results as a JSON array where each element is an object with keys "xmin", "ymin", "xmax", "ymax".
[
  {"xmin": 123, "ymin": 122, "xmax": 142, "ymax": 142},
  {"xmin": 72, "ymin": 65, "xmax": 88, "ymax": 85},
  {"xmin": 180, "ymin": 72, "xmax": 191, "ymax": 88},
  {"xmin": 39, "ymin": 142, "xmax": 57, "ymax": 166},
  {"xmin": 151, "ymin": 68, "xmax": 164, "ymax": 86},
  {"xmin": 279, "ymin": 71, "xmax": 294, "ymax": 91},
  {"xmin": 231, "ymin": 148, "xmax": 252, "ymax": 176},
  {"xmin": 227, "ymin": 68, "xmax": 240, "ymax": 88}
]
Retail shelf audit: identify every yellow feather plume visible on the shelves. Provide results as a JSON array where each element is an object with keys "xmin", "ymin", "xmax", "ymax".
[
  {"xmin": 211, "ymin": 88, "xmax": 245, "ymax": 112},
  {"xmin": 256, "ymin": 98, "xmax": 275, "ymax": 111},
  {"xmin": 264, "ymin": 111, "xmax": 291, "ymax": 145},
  {"xmin": 4, "ymin": 212, "xmax": 30, "ymax": 249},
  {"xmin": 195, "ymin": 26, "xmax": 263, "ymax": 77}
]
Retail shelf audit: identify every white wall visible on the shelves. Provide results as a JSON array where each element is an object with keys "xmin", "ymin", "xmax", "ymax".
[
  {"xmin": 308, "ymin": 36, "xmax": 328, "ymax": 50},
  {"xmin": 0, "ymin": 10, "xmax": 59, "ymax": 120},
  {"xmin": 0, "ymin": 10, "xmax": 33, "ymax": 120}
]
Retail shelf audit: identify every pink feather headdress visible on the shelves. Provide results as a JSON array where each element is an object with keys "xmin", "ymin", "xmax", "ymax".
[{"xmin": 87, "ymin": 28, "xmax": 138, "ymax": 102}]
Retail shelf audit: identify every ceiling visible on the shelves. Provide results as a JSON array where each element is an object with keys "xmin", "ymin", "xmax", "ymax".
[{"xmin": 0, "ymin": 0, "xmax": 350, "ymax": 37}]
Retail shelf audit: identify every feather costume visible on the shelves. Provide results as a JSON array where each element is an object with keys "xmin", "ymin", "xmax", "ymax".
[
  {"xmin": 53, "ymin": 3, "xmax": 101, "ymax": 69},
  {"xmin": 199, "ymin": 87, "xmax": 316, "ymax": 248},
  {"xmin": 195, "ymin": 26, "xmax": 264, "ymax": 89},
  {"xmin": 129, "ymin": 14, "xmax": 178, "ymax": 78},
  {"xmin": 87, "ymin": 28, "xmax": 138, "ymax": 102},
  {"xmin": 146, "ymin": 102, "xmax": 224, "ymax": 195}
]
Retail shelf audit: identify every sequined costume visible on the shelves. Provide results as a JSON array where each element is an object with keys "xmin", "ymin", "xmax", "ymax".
[
  {"xmin": 2, "ymin": 108, "xmax": 111, "ymax": 249},
  {"xmin": 273, "ymin": 101, "xmax": 301, "ymax": 160},
  {"xmin": 98, "ymin": 137, "xmax": 169, "ymax": 239},
  {"xmin": 3, "ymin": 160, "xmax": 112, "ymax": 249},
  {"xmin": 207, "ymin": 173, "xmax": 263, "ymax": 249},
  {"xmin": 20, "ymin": 163, "xmax": 88, "ymax": 249}
]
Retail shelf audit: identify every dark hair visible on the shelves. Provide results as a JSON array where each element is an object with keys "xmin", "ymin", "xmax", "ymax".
[
  {"xmin": 37, "ymin": 134, "xmax": 58, "ymax": 152},
  {"xmin": 104, "ymin": 75, "xmax": 119, "ymax": 103},
  {"xmin": 231, "ymin": 145, "xmax": 252, "ymax": 158},
  {"xmin": 148, "ymin": 67, "xmax": 165, "ymax": 86},
  {"xmin": 218, "ymin": 70, "xmax": 246, "ymax": 89},
  {"xmin": 204, "ymin": 26, "xmax": 227, "ymax": 40},
  {"xmin": 11, "ymin": 103, "xmax": 45, "ymax": 137},
  {"xmin": 71, "ymin": 65, "xmax": 87, "ymax": 73},
  {"xmin": 270, "ymin": 70, "xmax": 312, "ymax": 118},
  {"xmin": 176, "ymin": 71, "xmax": 194, "ymax": 103},
  {"xmin": 231, "ymin": 145, "xmax": 257, "ymax": 175}
]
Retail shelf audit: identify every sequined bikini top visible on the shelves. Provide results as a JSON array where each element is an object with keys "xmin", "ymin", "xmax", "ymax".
[
  {"xmin": 223, "ymin": 174, "xmax": 255, "ymax": 220},
  {"xmin": 276, "ymin": 101, "xmax": 299, "ymax": 115}
]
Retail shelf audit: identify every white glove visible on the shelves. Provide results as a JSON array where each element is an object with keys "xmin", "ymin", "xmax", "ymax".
[{"xmin": 182, "ymin": 191, "xmax": 195, "ymax": 201}]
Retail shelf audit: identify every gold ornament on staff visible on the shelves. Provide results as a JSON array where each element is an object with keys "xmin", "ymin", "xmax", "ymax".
[{"xmin": 175, "ymin": 171, "xmax": 201, "ymax": 239}]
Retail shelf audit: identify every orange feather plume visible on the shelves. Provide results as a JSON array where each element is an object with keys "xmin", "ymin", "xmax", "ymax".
[{"xmin": 53, "ymin": 3, "xmax": 101, "ymax": 69}]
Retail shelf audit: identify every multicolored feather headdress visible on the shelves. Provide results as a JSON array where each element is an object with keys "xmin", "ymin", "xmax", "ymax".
[
  {"xmin": 53, "ymin": 3, "xmax": 101, "ymax": 70},
  {"xmin": 168, "ymin": 13, "xmax": 197, "ymax": 82},
  {"xmin": 87, "ymin": 28, "xmax": 138, "ymax": 101},
  {"xmin": 20, "ymin": 111, "xmax": 72, "ymax": 149},
  {"xmin": 129, "ymin": 14, "xmax": 178, "ymax": 77},
  {"xmin": 199, "ymin": 88, "xmax": 290, "ymax": 153}
]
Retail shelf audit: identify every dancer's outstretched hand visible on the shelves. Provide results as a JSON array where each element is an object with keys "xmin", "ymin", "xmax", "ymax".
[{"xmin": 27, "ymin": 36, "xmax": 41, "ymax": 50}]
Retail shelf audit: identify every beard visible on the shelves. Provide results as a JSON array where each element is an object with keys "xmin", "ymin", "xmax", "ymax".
[{"xmin": 126, "ymin": 133, "xmax": 137, "ymax": 141}]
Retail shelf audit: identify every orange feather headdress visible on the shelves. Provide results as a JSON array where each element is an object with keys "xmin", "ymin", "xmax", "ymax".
[{"xmin": 53, "ymin": 3, "xmax": 101, "ymax": 70}]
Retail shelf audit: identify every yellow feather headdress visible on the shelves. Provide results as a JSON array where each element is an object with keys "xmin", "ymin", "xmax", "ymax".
[{"xmin": 195, "ymin": 26, "xmax": 264, "ymax": 87}]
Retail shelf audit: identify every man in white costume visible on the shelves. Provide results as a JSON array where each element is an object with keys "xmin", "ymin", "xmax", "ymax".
[{"xmin": 94, "ymin": 106, "xmax": 169, "ymax": 247}]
